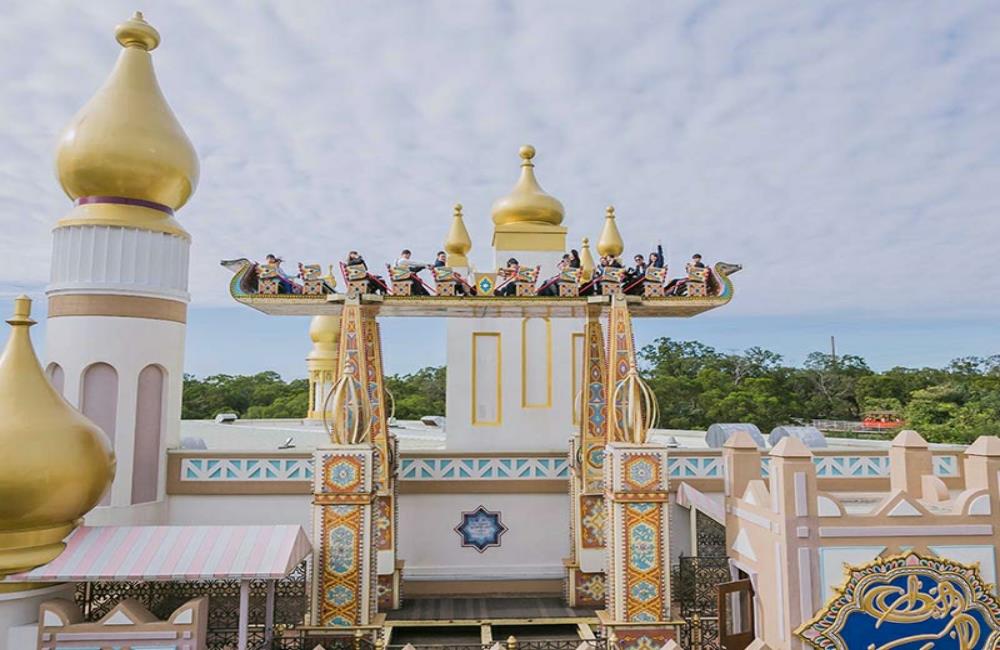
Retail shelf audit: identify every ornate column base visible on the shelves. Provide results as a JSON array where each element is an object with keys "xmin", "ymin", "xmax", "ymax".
[
  {"xmin": 377, "ymin": 559, "xmax": 405, "ymax": 611},
  {"xmin": 597, "ymin": 611, "xmax": 682, "ymax": 650},
  {"xmin": 565, "ymin": 562, "xmax": 606, "ymax": 608}
]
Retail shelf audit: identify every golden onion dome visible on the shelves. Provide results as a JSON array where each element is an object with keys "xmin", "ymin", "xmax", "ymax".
[
  {"xmin": 55, "ymin": 12, "xmax": 198, "ymax": 237},
  {"xmin": 491, "ymin": 145, "xmax": 565, "ymax": 227},
  {"xmin": 444, "ymin": 203, "xmax": 472, "ymax": 266},
  {"xmin": 0, "ymin": 297, "xmax": 115, "ymax": 576},
  {"xmin": 597, "ymin": 205, "xmax": 624, "ymax": 258},
  {"xmin": 307, "ymin": 316, "xmax": 340, "ymax": 366}
]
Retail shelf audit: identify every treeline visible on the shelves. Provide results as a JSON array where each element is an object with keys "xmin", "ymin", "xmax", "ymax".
[
  {"xmin": 639, "ymin": 339, "xmax": 1000, "ymax": 443},
  {"xmin": 182, "ymin": 366, "xmax": 446, "ymax": 422},
  {"xmin": 181, "ymin": 339, "xmax": 1000, "ymax": 444}
]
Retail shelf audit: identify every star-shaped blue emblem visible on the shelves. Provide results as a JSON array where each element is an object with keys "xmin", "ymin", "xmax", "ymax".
[{"xmin": 454, "ymin": 505, "xmax": 508, "ymax": 553}]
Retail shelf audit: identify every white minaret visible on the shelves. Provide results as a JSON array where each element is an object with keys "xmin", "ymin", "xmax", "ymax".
[{"xmin": 44, "ymin": 13, "xmax": 198, "ymax": 525}]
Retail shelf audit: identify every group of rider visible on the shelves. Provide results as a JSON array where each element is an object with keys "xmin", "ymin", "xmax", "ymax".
[{"xmin": 261, "ymin": 245, "xmax": 707, "ymax": 296}]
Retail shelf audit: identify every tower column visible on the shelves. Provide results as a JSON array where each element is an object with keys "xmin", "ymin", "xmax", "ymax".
[
  {"xmin": 310, "ymin": 297, "xmax": 401, "ymax": 631},
  {"xmin": 598, "ymin": 297, "xmax": 679, "ymax": 646},
  {"xmin": 567, "ymin": 306, "xmax": 608, "ymax": 607},
  {"xmin": 44, "ymin": 12, "xmax": 198, "ymax": 525}
]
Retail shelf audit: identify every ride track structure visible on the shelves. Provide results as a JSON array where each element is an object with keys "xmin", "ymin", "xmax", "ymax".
[{"xmin": 222, "ymin": 259, "xmax": 741, "ymax": 320}]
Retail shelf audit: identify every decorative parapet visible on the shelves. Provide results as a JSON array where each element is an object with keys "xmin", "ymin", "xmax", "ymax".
[{"xmin": 166, "ymin": 448, "xmax": 964, "ymax": 495}]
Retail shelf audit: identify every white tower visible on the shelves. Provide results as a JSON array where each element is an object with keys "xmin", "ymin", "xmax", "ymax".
[
  {"xmin": 44, "ymin": 13, "xmax": 199, "ymax": 525},
  {"xmin": 445, "ymin": 146, "xmax": 580, "ymax": 452}
]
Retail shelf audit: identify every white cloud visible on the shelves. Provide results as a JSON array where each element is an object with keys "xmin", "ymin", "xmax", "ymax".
[{"xmin": 1, "ymin": 0, "xmax": 998, "ymax": 319}]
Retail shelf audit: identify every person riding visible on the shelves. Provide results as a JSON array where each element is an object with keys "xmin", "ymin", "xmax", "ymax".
[
  {"xmin": 394, "ymin": 249, "xmax": 430, "ymax": 295},
  {"xmin": 496, "ymin": 257, "xmax": 520, "ymax": 296},
  {"xmin": 569, "ymin": 249, "xmax": 582, "ymax": 269},
  {"xmin": 264, "ymin": 254, "xmax": 300, "ymax": 294},
  {"xmin": 539, "ymin": 255, "xmax": 572, "ymax": 296},
  {"xmin": 648, "ymin": 241, "xmax": 665, "ymax": 268},
  {"xmin": 665, "ymin": 253, "xmax": 706, "ymax": 295},
  {"xmin": 344, "ymin": 250, "xmax": 387, "ymax": 294},
  {"xmin": 630, "ymin": 254, "xmax": 647, "ymax": 279},
  {"xmin": 432, "ymin": 251, "xmax": 448, "ymax": 268}
]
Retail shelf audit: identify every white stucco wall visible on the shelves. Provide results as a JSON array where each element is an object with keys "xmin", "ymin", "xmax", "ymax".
[
  {"xmin": 399, "ymin": 492, "xmax": 570, "ymax": 581},
  {"xmin": 46, "ymin": 315, "xmax": 185, "ymax": 523}
]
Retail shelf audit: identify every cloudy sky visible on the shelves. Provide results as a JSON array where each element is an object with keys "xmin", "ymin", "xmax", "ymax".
[{"xmin": 1, "ymin": 1, "xmax": 998, "ymax": 377}]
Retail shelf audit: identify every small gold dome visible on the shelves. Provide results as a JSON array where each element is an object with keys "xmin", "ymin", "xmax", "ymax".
[
  {"xmin": 0, "ymin": 297, "xmax": 115, "ymax": 576},
  {"xmin": 444, "ymin": 203, "xmax": 472, "ymax": 266},
  {"xmin": 491, "ymin": 145, "xmax": 565, "ymax": 227},
  {"xmin": 597, "ymin": 205, "xmax": 624, "ymax": 258},
  {"xmin": 580, "ymin": 237, "xmax": 596, "ymax": 281},
  {"xmin": 307, "ymin": 316, "xmax": 340, "ymax": 366},
  {"xmin": 55, "ymin": 12, "xmax": 198, "ymax": 236}
]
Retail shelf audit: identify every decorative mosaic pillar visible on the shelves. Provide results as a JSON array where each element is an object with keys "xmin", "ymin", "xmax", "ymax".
[
  {"xmin": 310, "ymin": 296, "xmax": 401, "ymax": 627},
  {"xmin": 361, "ymin": 318, "xmax": 403, "ymax": 609},
  {"xmin": 600, "ymin": 298, "xmax": 676, "ymax": 647},
  {"xmin": 567, "ymin": 307, "xmax": 608, "ymax": 607},
  {"xmin": 600, "ymin": 442, "xmax": 677, "ymax": 649},
  {"xmin": 311, "ymin": 445, "xmax": 378, "ymax": 627}
]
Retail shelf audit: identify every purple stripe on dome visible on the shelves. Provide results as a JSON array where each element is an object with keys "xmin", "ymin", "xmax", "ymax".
[{"xmin": 75, "ymin": 195, "xmax": 174, "ymax": 215}]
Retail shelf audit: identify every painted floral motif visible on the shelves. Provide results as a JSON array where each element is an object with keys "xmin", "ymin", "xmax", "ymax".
[
  {"xmin": 625, "ymin": 456, "xmax": 658, "ymax": 490},
  {"xmin": 575, "ymin": 571, "xmax": 606, "ymax": 606},
  {"xmin": 628, "ymin": 522, "xmax": 656, "ymax": 571},
  {"xmin": 326, "ymin": 584, "xmax": 354, "ymax": 607},
  {"xmin": 327, "ymin": 526, "xmax": 356, "ymax": 574},
  {"xmin": 580, "ymin": 495, "xmax": 606, "ymax": 548}
]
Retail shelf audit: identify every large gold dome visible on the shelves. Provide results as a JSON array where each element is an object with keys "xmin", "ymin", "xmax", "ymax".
[
  {"xmin": 491, "ymin": 145, "xmax": 565, "ymax": 227},
  {"xmin": 55, "ymin": 13, "xmax": 198, "ymax": 234},
  {"xmin": 0, "ymin": 297, "xmax": 115, "ymax": 576}
]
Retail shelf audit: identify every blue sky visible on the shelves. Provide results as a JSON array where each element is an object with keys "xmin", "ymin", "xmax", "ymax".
[{"xmin": 1, "ymin": 1, "xmax": 999, "ymax": 378}]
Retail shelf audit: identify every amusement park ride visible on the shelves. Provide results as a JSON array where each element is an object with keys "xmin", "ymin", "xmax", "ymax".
[{"xmin": 3, "ymin": 11, "xmax": 1000, "ymax": 650}]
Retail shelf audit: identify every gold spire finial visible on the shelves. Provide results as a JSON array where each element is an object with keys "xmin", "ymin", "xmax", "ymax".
[
  {"xmin": 597, "ymin": 205, "xmax": 624, "ymax": 258},
  {"xmin": 7, "ymin": 295, "xmax": 34, "ymax": 326},
  {"xmin": 115, "ymin": 12, "xmax": 160, "ymax": 51},
  {"xmin": 444, "ymin": 203, "xmax": 472, "ymax": 266},
  {"xmin": 579, "ymin": 237, "xmax": 596, "ymax": 281},
  {"xmin": 55, "ymin": 12, "xmax": 198, "ymax": 240},
  {"xmin": 491, "ymin": 145, "xmax": 565, "ymax": 227},
  {"xmin": 0, "ymin": 297, "xmax": 115, "ymax": 576}
]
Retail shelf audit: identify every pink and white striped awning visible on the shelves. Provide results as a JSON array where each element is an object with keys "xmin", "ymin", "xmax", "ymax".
[{"xmin": 5, "ymin": 525, "xmax": 312, "ymax": 582}]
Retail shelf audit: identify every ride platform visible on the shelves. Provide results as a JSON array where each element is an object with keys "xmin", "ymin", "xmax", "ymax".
[{"xmin": 230, "ymin": 293, "xmax": 730, "ymax": 319}]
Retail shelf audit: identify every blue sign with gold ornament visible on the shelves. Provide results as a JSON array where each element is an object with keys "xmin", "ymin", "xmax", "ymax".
[{"xmin": 797, "ymin": 553, "xmax": 1000, "ymax": 650}]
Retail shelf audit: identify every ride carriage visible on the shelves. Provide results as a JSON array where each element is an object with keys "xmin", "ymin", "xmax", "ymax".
[
  {"xmin": 537, "ymin": 267, "xmax": 583, "ymax": 297},
  {"xmin": 598, "ymin": 267, "xmax": 626, "ymax": 296},
  {"xmin": 511, "ymin": 266, "xmax": 541, "ymax": 296},
  {"xmin": 623, "ymin": 266, "xmax": 668, "ymax": 297},
  {"xmin": 386, "ymin": 264, "xmax": 435, "ymax": 296},
  {"xmin": 685, "ymin": 264, "xmax": 710, "ymax": 297},
  {"xmin": 258, "ymin": 262, "xmax": 303, "ymax": 295},
  {"xmin": 341, "ymin": 261, "xmax": 389, "ymax": 297},
  {"xmin": 300, "ymin": 264, "xmax": 328, "ymax": 295},
  {"xmin": 432, "ymin": 266, "xmax": 476, "ymax": 296},
  {"xmin": 257, "ymin": 263, "xmax": 281, "ymax": 295}
]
